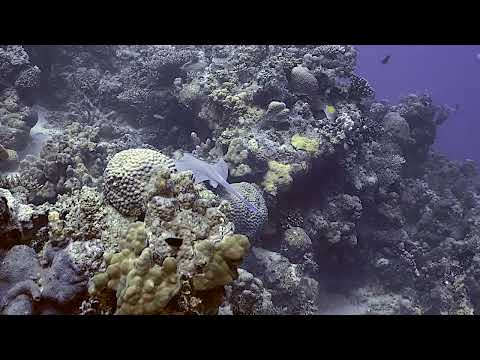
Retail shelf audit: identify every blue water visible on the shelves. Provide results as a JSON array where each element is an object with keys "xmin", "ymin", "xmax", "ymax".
[{"xmin": 356, "ymin": 45, "xmax": 480, "ymax": 165}]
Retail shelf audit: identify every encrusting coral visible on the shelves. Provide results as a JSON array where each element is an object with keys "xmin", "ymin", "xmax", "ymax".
[
  {"xmin": 262, "ymin": 161, "xmax": 293, "ymax": 196},
  {"xmin": 291, "ymin": 134, "xmax": 320, "ymax": 154}
]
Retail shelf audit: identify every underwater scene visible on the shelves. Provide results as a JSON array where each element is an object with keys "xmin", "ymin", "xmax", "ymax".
[{"xmin": 0, "ymin": 45, "xmax": 479, "ymax": 315}]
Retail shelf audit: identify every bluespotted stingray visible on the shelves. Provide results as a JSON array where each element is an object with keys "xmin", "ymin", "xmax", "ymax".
[{"xmin": 174, "ymin": 153, "xmax": 259, "ymax": 213}]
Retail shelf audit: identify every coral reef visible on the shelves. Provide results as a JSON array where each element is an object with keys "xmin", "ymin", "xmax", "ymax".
[
  {"xmin": 1, "ymin": 45, "xmax": 479, "ymax": 315},
  {"xmin": 305, "ymin": 194, "xmax": 363, "ymax": 248},
  {"xmin": 89, "ymin": 163, "xmax": 250, "ymax": 314},
  {"xmin": 243, "ymin": 246, "xmax": 321, "ymax": 314},
  {"xmin": 0, "ymin": 88, "xmax": 37, "ymax": 151}
]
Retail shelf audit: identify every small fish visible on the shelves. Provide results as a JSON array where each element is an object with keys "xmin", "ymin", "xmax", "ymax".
[
  {"xmin": 381, "ymin": 55, "xmax": 391, "ymax": 64},
  {"xmin": 174, "ymin": 153, "xmax": 259, "ymax": 213},
  {"xmin": 164, "ymin": 237, "xmax": 183, "ymax": 247},
  {"xmin": 324, "ymin": 104, "xmax": 337, "ymax": 121}
]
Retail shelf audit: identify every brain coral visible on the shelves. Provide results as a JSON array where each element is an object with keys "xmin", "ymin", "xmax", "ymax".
[
  {"xmin": 221, "ymin": 182, "xmax": 268, "ymax": 240},
  {"xmin": 103, "ymin": 148, "xmax": 174, "ymax": 217},
  {"xmin": 290, "ymin": 66, "xmax": 318, "ymax": 95}
]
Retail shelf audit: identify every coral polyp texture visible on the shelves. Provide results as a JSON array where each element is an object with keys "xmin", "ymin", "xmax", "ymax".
[
  {"xmin": 290, "ymin": 66, "xmax": 319, "ymax": 95},
  {"xmin": 1, "ymin": 45, "xmax": 480, "ymax": 315},
  {"xmin": 221, "ymin": 182, "xmax": 268, "ymax": 240},
  {"xmin": 103, "ymin": 148, "xmax": 175, "ymax": 217},
  {"xmin": 89, "ymin": 222, "xmax": 181, "ymax": 315}
]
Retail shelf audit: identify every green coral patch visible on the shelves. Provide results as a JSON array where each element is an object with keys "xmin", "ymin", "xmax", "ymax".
[{"xmin": 291, "ymin": 134, "xmax": 319, "ymax": 154}]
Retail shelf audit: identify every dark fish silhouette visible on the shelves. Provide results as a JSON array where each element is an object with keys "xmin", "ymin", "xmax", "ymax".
[
  {"xmin": 381, "ymin": 55, "xmax": 391, "ymax": 64},
  {"xmin": 164, "ymin": 237, "xmax": 183, "ymax": 247}
]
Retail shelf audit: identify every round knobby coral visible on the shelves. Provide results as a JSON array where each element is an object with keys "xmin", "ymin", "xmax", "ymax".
[
  {"xmin": 222, "ymin": 182, "xmax": 268, "ymax": 240},
  {"xmin": 89, "ymin": 222, "xmax": 181, "ymax": 315},
  {"xmin": 103, "ymin": 149, "xmax": 174, "ymax": 217}
]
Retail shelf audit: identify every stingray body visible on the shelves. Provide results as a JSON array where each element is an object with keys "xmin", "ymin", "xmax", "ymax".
[{"xmin": 174, "ymin": 153, "xmax": 259, "ymax": 213}]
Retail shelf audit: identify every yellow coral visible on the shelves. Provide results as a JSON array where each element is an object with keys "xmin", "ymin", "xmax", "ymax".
[
  {"xmin": 116, "ymin": 250, "xmax": 179, "ymax": 315},
  {"xmin": 89, "ymin": 222, "xmax": 181, "ymax": 315},
  {"xmin": 90, "ymin": 218, "xmax": 250, "ymax": 314},
  {"xmin": 291, "ymin": 134, "xmax": 320, "ymax": 154},
  {"xmin": 91, "ymin": 163, "xmax": 252, "ymax": 315},
  {"xmin": 118, "ymin": 221, "xmax": 148, "ymax": 255},
  {"xmin": 48, "ymin": 210, "xmax": 65, "ymax": 243},
  {"xmin": 192, "ymin": 234, "xmax": 250, "ymax": 291},
  {"xmin": 262, "ymin": 161, "xmax": 293, "ymax": 196}
]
